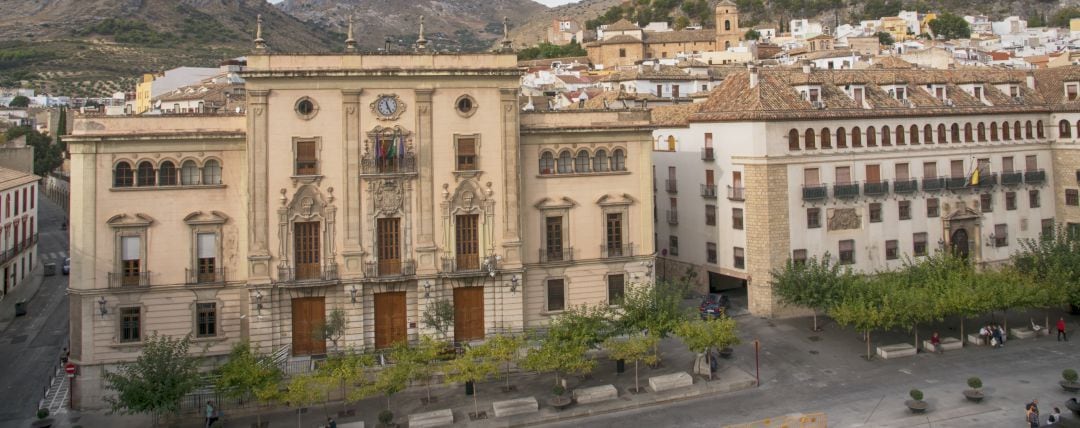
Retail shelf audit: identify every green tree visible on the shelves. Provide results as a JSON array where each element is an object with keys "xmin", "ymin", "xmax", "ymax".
[
  {"xmin": 674, "ymin": 16, "xmax": 691, "ymax": 30},
  {"xmin": 770, "ymin": 253, "xmax": 854, "ymax": 331},
  {"xmin": 1052, "ymin": 7, "xmax": 1080, "ymax": 28},
  {"xmin": 602, "ymin": 334, "xmax": 658, "ymax": 391},
  {"xmin": 516, "ymin": 41, "xmax": 588, "ymax": 61},
  {"xmin": 485, "ymin": 334, "xmax": 526, "ymax": 390},
  {"xmin": 928, "ymin": 13, "xmax": 971, "ymax": 40},
  {"xmin": 615, "ymin": 281, "xmax": 690, "ymax": 362},
  {"xmin": 521, "ymin": 308, "xmax": 599, "ymax": 388},
  {"xmin": 8, "ymin": 95, "xmax": 29, "ymax": 107},
  {"xmin": 215, "ymin": 342, "xmax": 283, "ymax": 427},
  {"xmin": 673, "ymin": 317, "xmax": 740, "ymax": 380},
  {"xmin": 369, "ymin": 343, "xmax": 413, "ymax": 411},
  {"xmin": 314, "ymin": 308, "xmax": 348, "ymax": 353},
  {"xmin": 317, "ymin": 349, "xmax": 374, "ymax": 414},
  {"xmin": 828, "ymin": 280, "xmax": 893, "ymax": 360},
  {"xmin": 421, "ymin": 299, "xmax": 455, "ymax": 341},
  {"xmin": 284, "ymin": 374, "xmax": 327, "ymax": 427},
  {"xmin": 397, "ymin": 336, "xmax": 444, "ymax": 403},
  {"xmin": 5, "ymin": 126, "xmax": 63, "ymax": 176},
  {"xmin": 744, "ymin": 29, "xmax": 762, "ymax": 40},
  {"xmin": 445, "ymin": 343, "xmax": 498, "ymax": 418},
  {"xmin": 102, "ymin": 334, "xmax": 202, "ymax": 425},
  {"xmin": 876, "ymin": 31, "xmax": 895, "ymax": 46},
  {"xmin": 1014, "ymin": 223, "xmax": 1080, "ymax": 309}
]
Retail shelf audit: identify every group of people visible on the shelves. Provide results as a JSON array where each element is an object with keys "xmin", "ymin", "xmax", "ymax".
[
  {"xmin": 1026, "ymin": 399, "xmax": 1063, "ymax": 427},
  {"xmin": 979, "ymin": 324, "xmax": 1007, "ymax": 348}
]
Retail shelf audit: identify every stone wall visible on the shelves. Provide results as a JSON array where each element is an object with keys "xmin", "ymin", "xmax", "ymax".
[{"xmin": 742, "ymin": 163, "xmax": 790, "ymax": 317}]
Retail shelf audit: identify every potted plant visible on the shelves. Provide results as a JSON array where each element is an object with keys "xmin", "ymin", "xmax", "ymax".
[
  {"xmin": 963, "ymin": 377, "xmax": 984, "ymax": 403},
  {"xmin": 550, "ymin": 384, "xmax": 572, "ymax": 410},
  {"xmin": 31, "ymin": 408, "xmax": 53, "ymax": 428},
  {"xmin": 1061, "ymin": 369, "xmax": 1080, "ymax": 393},
  {"xmin": 905, "ymin": 389, "xmax": 928, "ymax": 413},
  {"xmin": 1066, "ymin": 397, "xmax": 1080, "ymax": 416},
  {"xmin": 378, "ymin": 409, "xmax": 395, "ymax": 428}
]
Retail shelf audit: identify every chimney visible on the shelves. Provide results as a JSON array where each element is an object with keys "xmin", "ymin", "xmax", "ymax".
[
  {"xmin": 1026, "ymin": 70, "xmax": 1036, "ymax": 89},
  {"xmin": 802, "ymin": 62, "xmax": 812, "ymax": 74},
  {"xmin": 748, "ymin": 64, "xmax": 759, "ymax": 88}
]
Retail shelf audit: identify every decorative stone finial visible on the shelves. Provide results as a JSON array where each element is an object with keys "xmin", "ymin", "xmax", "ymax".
[
  {"xmin": 345, "ymin": 15, "xmax": 357, "ymax": 53},
  {"xmin": 501, "ymin": 17, "xmax": 513, "ymax": 51},
  {"xmin": 416, "ymin": 16, "xmax": 428, "ymax": 51},
  {"xmin": 254, "ymin": 14, "xmax": 267, "ymax": 52}
]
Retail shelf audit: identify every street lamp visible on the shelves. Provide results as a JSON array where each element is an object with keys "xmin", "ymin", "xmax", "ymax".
[
  {"xmin": 98, "ymin": 296, "xmax": 107, "ymax": 318},
  {"xmin": 255, "ymin": 290, "xmax": 264, "ymax": 315},
  {"xmin": 423, "ymin": 281, "xmax": 432, "ymax": 299},
  {"xmin": 509, "ymin": 275, "xmax": 519, "ymax": 293},
  {"xmin": 350, "ymin": 285, "xmax": 358, "ymax": 304}
]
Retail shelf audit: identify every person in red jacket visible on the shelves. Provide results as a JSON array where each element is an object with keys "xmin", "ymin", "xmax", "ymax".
[{"xmin": 1058, "ymin": 317, "xmax": 1067, "ymax": 342}]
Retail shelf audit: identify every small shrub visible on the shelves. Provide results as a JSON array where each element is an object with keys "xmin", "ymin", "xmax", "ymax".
[
  {"xmin": 552, "ymin": 384, "xmax": 565, "ymax": 396},
  {"xmin": 967, "ymin": 377, "xmax": 982, "ymax": 390},
  {"xmin": 36, "ymin": 408, "xmax": 48, "ymax": 419},
  {"xmin": 909, "ymin": 389, "xmax": 923, "ymax": 401},
  {"xmin": 378, "ymin": 409, "xmax": 394, "ymax": 426},
  {"xmin": 1064, "ymin": 369, "xmax": 1078, "ymax": 383}
]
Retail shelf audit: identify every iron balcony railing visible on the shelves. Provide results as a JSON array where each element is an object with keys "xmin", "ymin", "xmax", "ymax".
[
  {"xmin": 277, "ymin": 264, "xmax": 339, "ymax": 283},
  {"xmin": 441, "ymin": 255, "xmax": 482, "ymax": 273},
  {"xmin": 360, "ymin": 154, "xmax": 417, "ymax": 175},
  {"xmin": 1001, "ymin": 171, "xmax": 1023, "ymax": 186},
  {"xmin": 893, "ymin": 179, "xmax": 918, "ymax": 194},
  {"xmin": 1024, "ymin": 169, "xmax": 1046, "ymax": 184},
  {"xmin": 700, "ymin": 184, "xmax": 717, "ymax": 199},
  {"xmin": 946, "ymin": 177, "xmax": 969, "ymax": 190},
  {"xmin": 0, "ymin": 233, "xmax": 38, "ymax": 266},
  {"xmin": 539, "ymin": 247, "xmax": 574, "ymax": 263},
  {"xmin": 976, "ymin": 173, "xmax": 997, "ymax": 189},
  {"xmin": 922, "ymin": 177, "xmax": 946, "ymax": 191},
  {"xmin": 701, "ymin": 147, "xmax": 715, "ymax": 161},
  {"xmin": 185, "ymin": 268, "xmax": 226, "ymax": 285},
  {"xmin": 727, "ymin": 185, "xmax": 745, "ymax": 201},
  {"xmin": 364, "ymin": 259, "xmax": 416, "ymax": 278},
  {"xmin": 863, "ymin": 180, "xmax": 889, "ymax": 196},
  {"xmin": 802, "ymin": 184, "xmax": 827, "ymax": 201},
  {"xmin": 601, "ymin": 243, "xmax": 634, "ymax": 258},
  {"xmin": 665, "ymin": 179, "xmax": 678, "ymax": 193},
  {"xmin": 666, "ymin": 210, "xmax": 679, "ymax": 225},
  {"xmin": 834, "ymin": 182, "xmax": 860, "ymax": 199},
  {"xmin": 108, "ymin": 271, "xmax": 150, "ymax": 288}
]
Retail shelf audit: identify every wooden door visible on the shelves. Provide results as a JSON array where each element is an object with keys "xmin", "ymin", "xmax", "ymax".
[
  {"xmin": 294, "ymin": 222, "xmax": 320, "ymax": 280},
  {"xmin": 374, "ymin": 292, "xmax": 407, "ymax": 349},
  {"xmin": 377, "ymin": 218, "xmax": 401, "ymax": 275},
  {"xmin": 291, "ymin": 297, "xmax": 326, "ymax": 356},
  {"xmin": 454, "ymin": 287, "xmax": 485, "ymax": 342},
  {"xmin": 455, "ymin": 214, "xmax": 479, "ymax": 270}
]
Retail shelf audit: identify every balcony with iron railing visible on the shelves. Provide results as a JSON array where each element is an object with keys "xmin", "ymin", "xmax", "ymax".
[
  {"xmin": 700, "ymin": 184, "xmax": 717, "ymax": 199},
  {"xmin": 665, "ymin": 179, "xmax": 678, "ymax": 193},
  {"xmin": 601, "ymin": 243, "xmax": 634, "ymax": 258},
  {"xmin": 701, "ymin": 147, "xmax": 715, "ymax": 161},
  {"xmin": 666, "ymin": 209, "xmax": 679, "ymax": 225},
  {"xmin": 0, "ymin": 233, "xmax": 38, "ymax": 266},
  {"xmin": 539, "ymin": 247, "xmax": 574, "ymax": 263},
  {"xmin": 975, "ymin": 173, "xmax": 997, "ymax": 189},
  {"xmin": 277, "ymin": 264, "xmax": 339, "ymax": 284},
  {"xmin": 802, "ymin": 184, "xmax": 827, "ymax": 201},
  {"xmin": 108, "ymin": 271, "xmax": 151, "ymax": 288},
  {"xmin": 364, "ymin": 259, "xmax": 416, "ymax": 278},
  {"xmin": 922, "ymin": 177, "xmax": 946, "ymax": 191},
  {"xmin": 834, "ymin": 182, "xmax": 860, "ymax": 199},
  {"xmin": 441, "ymin": 255, "xmax": 483, "ymax": 274},
  {"xmin": 185, "ymin": 268, "xmax": 226, "ymax": 285},
  {"xmin": 1001, "ymin": 171, "xmax": 1023, "ymax": 186},
  {"xmin": 863, "ymin": 180, "xmax": 889, "ymax": 196},
  {"xmin": 1024, "ymin": 169, "xmax": 1046, "ymax": 184},
  {"xmin": 727, "ymin": 185, "xmax": 745, "ymax": 201},
  {"xmin": 946, "ymin": 177, "xmax": 968, "ymax": 190},
  {"xmin": 360, "ymin": 153, "xmax": 417, "ymax": 175},
  {"xmin": 893, "ymin": 179, "xmax": 918, "ymax": 194}
]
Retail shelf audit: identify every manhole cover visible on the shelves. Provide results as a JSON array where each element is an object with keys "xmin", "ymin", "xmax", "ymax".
[
  {"xmin": 809, "ymin": 350, "xmax": 819, "ymax": 355},
  {"xmin": 808, "ymin": 336, "xmax": 822, "ymax": 342},
  {"xmin": 10, "ymin": 335, "xmax": 27, "ymax": 344}
]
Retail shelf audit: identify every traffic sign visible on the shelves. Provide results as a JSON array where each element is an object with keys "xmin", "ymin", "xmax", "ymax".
[{"xmin": 64, "ymin": 363, "xmax": 76, "ymax": 376}]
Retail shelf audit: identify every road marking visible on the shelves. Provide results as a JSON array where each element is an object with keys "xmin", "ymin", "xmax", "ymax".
[{"xmin": 899, "ymin": 368, "xmax": 912, "ymax": 375}]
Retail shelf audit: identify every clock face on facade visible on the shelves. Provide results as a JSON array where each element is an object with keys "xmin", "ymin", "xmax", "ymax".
[{"xmin": 371, "ymin": 94, "xmax": 405, "ymax": 120}]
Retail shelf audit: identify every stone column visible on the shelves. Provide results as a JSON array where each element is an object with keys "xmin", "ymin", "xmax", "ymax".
[
  {"xmin": 342, "ymin": 89, "xmax": 364, "ymax": 276},
  {"xmin": 247, "ymin": 89, "xmax": 272, "ymax": 282},
  {"xmin": 415, "ymin": 88, "xmax": 438, "ymax": 273},
  {"xmin": 499, "ymin": 88, "xmax": 522, "ymax": 265},
  {"xmin": 742, "ymin": 162, "xmax": 790, "ymax": 317}
]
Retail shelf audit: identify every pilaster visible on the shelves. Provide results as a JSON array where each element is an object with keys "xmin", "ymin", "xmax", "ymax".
[
  {"xmin": 247, "ymin": 89, "xmax": 272, "ymax": 283},
  {"xmin": 342, "ymin": 89, "xmax": 364, "ymax": 277},
  {"xmin": 415, "ymin": 88, "xmax": 438, "ymax": 274},
  {"xmin": 499, "ymin": 87, "xmax": 523, "ymax": 266},
  {"xmin": 743, "ymin": 163, "xmax": 790, "ymax": 317}
]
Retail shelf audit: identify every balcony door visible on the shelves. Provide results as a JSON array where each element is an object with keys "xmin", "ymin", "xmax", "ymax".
[
  {"xmin": 455, "ymin": 214, "xmax": 479, "ymax": 270},
  {"xmin": 291, "ymin": 297, "xmax": 326, "ymax": 356},
  {"xmin": 453, "ymin": 287, "xmax": 484, "ymax": 341},
  {"xmin": 545, "ymin": 216, "xmax": 563, "ymax": 261},
  {"xmin": 294, "ymin": 222, "xmax": 321, "ymax": 280},
  {"xmin": 377, "ymin": 218, "xmax": 401, "ymax": 275}
]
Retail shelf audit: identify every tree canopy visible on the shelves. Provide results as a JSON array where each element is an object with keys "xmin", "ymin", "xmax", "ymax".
[
  {"xmin": 516, "ymin": 42, "xmax": 587, "ymax": 61},
  {"xmin": 4, "ymin": 126, "xmax": 63, "ymax": 176},
  {"xmin": 8, "ymin": 95, "xmax": 29, "ymax": 107},
  {"xmin": 103, "ymin": 334, "xmax": 202, "ymax": 420},
  {"xmin": 929, "ymin": 13, "xmax": 971, "ymax": 40}
]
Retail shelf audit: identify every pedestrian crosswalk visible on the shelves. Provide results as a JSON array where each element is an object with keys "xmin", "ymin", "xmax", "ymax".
[{"xmin": 41, "ymin": 251, "xmax": 67, "ymax": 261}]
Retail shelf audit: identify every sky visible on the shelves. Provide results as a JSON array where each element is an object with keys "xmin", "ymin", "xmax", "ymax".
[{"xmin": 267, "ymin": 0, "xmax": 581, "ymax": 6}]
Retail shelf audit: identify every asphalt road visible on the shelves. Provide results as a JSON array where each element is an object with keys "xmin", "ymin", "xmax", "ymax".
[{"xmin": 0, "ymin": 192, "xmax": 69, "ymax": 425}]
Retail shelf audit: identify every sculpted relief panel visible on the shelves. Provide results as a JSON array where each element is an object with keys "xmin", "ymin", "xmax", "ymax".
[{"xmin": 827, "ymin": 208, "xmax": 861, "ymax": 231}]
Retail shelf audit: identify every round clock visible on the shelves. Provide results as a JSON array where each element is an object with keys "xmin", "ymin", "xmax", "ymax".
[{"xmin": 376, "ymin": 96, "xmax": 398, "ymax": 117}]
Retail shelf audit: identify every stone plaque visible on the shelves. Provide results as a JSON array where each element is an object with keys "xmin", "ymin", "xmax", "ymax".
[{"xmin": 827, "ymin": 208, "xmax": 861, "ymax": 231}]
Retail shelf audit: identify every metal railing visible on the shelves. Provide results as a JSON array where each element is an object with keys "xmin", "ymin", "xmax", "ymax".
[
  {"xmin": 364, "ymin": 259, "xmax": 416, "ymax": 278},
  {"xmin": 108, "ymin": 271, "xmax": 150, "ymax": 288},
  {"xmin": 922, "ymin": 177, "xmax": 946, "ymax": 191},
  {"xmin": 700, "ymin": 184, "xmax": 717, "ymax": 199},
  {"xmin": 441, "ymin": 255, "xmax": 482, "ymax": 273},
  {"xmin": 666, "ymin": 210, "xmax": 679, "ymax": 225},
  {"xmin": 0, "ymin": 233, "xmax": 38, "ymax": 266},
  {"xmin": 893, "ymin": 179, "xmax": 918, "ymax": 194},
  {"xmin": 976, "ymin": 173, "xmax": 997, "ymax": 188},
  {"xmin": 946, "ymin": 177, "xmax": 968, "ymax": 190},
  {"xmin": 834, "ymin": 182, "xmax": 860, "ymax": 199},
  {"xmin": 1024, "ymin": 169, "xmax": 1046, "ymax": 184},
  {"xmin": 727, "ymin": 185, "xmax": 745, "ymax": 201},
  {"xmin": 802, "ymin": 184, "xmax": 827, "ymax": 201},
  {"xmin": 601, "ymin": 243, "xmax": 634, "ymax": 258},
  {"xmin": 863, "ymin": 180, "xmax": 889, "ymax": 196},
  {"xmin": 1001, "ymin": 171, "xmax": 1023, "ymax": 186},
  {"xmin": 539, "ymin": 247, "xmax": 574, "ymax": 263},
  {"xmin": 701, "ymin": 147, "xmax": 715, "ymax": 161},
  {"xmin": 277, "ymin": 264, "xmax": 339, "ymax": 283},
  {"xmin": 360, "ymin": 154, "xmax": 417, "ymax": 175},
  {"xmin": 665, "ymin": 179, "xmax": 678, "ymax": 193},
  {"xmin": 185, "ymin": 268, "xmax": 226, "ymax": 285}
]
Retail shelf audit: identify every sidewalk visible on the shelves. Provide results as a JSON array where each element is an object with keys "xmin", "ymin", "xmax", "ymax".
[{"xmin": 0, "ymin": 263, "xmax": 45, "ymax": 334}]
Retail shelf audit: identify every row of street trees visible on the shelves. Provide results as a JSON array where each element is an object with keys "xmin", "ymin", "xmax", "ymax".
[
  {"xmin": 102, "ymin": 280, "xmax": 741, "ymax": 425},
  {"xmin": 772, "ymin": 225, "xmax": 1080, "ymax": 360}
]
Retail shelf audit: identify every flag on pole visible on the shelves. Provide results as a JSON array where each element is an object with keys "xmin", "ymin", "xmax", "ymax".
[{"xmin": 968, "ymin": 156, "xmax": 980, "ymax": 186}]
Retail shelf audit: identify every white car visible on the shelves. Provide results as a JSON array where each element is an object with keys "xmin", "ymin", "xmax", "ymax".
[{"xmin": 62, "ymin": 258, "xmax": 70, "ymax": 275}]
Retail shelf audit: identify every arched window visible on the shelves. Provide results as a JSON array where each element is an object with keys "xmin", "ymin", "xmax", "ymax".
[
  {"xmin": 963, "ymin": 123, "xmax": 973, "ymax": 142},
  {"xmin": 1014, "ymin": 120, "xmax": 1022, "ymax": 140},
  {"xmin": 852, "ymin": 127, "xmax": 862, "ymax": 147},
  {"xmin": 158, "ymin": 161, "xmax": 177, "ymax": 186},
  {"xmin": 836, "ymin": 127, "xmax": 847, "ymax": 148},
  {"xmin": 881, "ymin": 126, "xmax": 891, "ymax": 146},
  {"xmin": 977, "ymin": 123, "xmax": 986, "ymax": 142},
  {"xmin": 951, "ymin": 124, "xmax": 961, "ymax": 143},
  {"xmin": 725, "ymin": 20, "xmax": 731, "ymax": 31},
  {"xmin": 557, "ymin": 151, "xmax": 573, "ymax": 173},
  {"xmin": 820, "ymin": 128, "xmax": 831, "ymax": 149},
  {"xmin": 1061, "ymin": 120, "xmax": 1072, "ymax": 138},
  {"xmin": 181, "ymin": 160, "xmax": 199, "ymax": 185},
  {"xmin": 136, "ymin": 161, "xmax": 155, "ymax": 187},
  {"xmin": 990, "ymin": 122, "xmax": 998, "ymax": 141},
  {"xmin": 804, "ymin": 129, "xmax": 816, "ymax": 149},
  {"xmin": 612, "ymin": 149, "xmax": 626, "ymax": 171},
  {"xmin": 938, "ymin": 124, "xmax": 947, "ymax": 143},
  {"xmin": 593, "ymin": 149, "xmax": 609, "ymax": 172},
  {"xmin": 539, "ymin": 152, "xmax": 555, "ymax": 174},
  {"xmin": 909, "ymin": 125, "xmax": 919, "ymax": 144},
  {"xmin": 924, "ymin": 124, "xmax": 933, "ymax": 144},
  {"xmin": 896, "ymin": 125, "xmax": 906, "ymax": 145},
  {"xmin": 866, "ymin": 126, "xmax": 877, "ymax": 147},
  {"xmin": 1037, "ymin": 120, "xmax": 1045, "ymax": 139},
  {"xmin": 1003, "ymin": 122, "xmax": 1011, "ymax": 141},
  {"xmin": 788, "ymin": 129, "xmax": 800, "ymax": 150},
  {"xmin": 114, "ymin": 161, "xmax": 134, "ymax": 188},
  {"xmin": 1026, "ymin": 120, "xmax": 1033, "ymax": 139},
  {"xmin": 575, "ymin": 150, "xmax": 591, "ymax": 173},
  {"xmin": 666, "ymin": 135, "xmax": 676, "ymax": 151},
  {"xmin": 202, "ymin": 160, "xmax": 222, "ymax": 185}
]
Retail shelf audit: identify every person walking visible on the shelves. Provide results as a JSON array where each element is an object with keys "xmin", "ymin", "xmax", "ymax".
[
  {"xmin": 205, "ymin": 400, "xmax": 219, "ymax": 427},
  {"xmin": 1057, "ymin": 317, "xmax": 1067, "ymax": 342},
  {"xmin": 1026, "ymin": 399, "xmax": 1040, "ymax": 428}
]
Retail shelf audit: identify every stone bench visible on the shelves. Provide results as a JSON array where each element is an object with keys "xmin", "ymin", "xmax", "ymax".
[
  {"xmin": 1010, "ymin": 327, "xmax": 1037, "ymax": 339},
  {"xmin": 492, "ymin": 397, "xmax": 538, "ymax": 418},
  {"xmin": 648, "ymin": 372, "xmax": 693, "ymax": 392},
  {"xmin": 922, "ymin": 337, "xmax": 962, "ymax": 352},
  {"xmin": 337, "ymin": 422, "xmax": 364, "ymax": 428},
  {"xmin": 966, "ymin": 333, "xmax": 987, "ymax": 346},
  {"xmin": 408, "ymin": 409, "xmax": 453, "ymax": 428},
  {"xmin": 573, "ymin": 384, "xmax": 618, "ymax": 404},
  {"xmin": 875, "ymin": 343, "xmax": 916, "ymax": 359}
]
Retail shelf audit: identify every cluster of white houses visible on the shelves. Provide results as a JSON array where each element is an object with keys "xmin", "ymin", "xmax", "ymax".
[
  {"xmin": 652, "ymin": 65, "xmax": 1080, "ymax": 316},
  {"xmin": 0, "ymin": 167, "xmax": 39, "ymax": 299}
]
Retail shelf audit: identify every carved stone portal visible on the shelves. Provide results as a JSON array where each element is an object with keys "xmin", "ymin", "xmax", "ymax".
[{"xmin": 827, "ymin": 208, "xmax": 861, "ymax": 231}]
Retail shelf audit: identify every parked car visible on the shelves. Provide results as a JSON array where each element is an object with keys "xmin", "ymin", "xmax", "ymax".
[
  {"xmin": 699, "ymin": 293, "xmax": 730, "ymax": 319},
  {"xmin": 62, "ymin": 258, "xmax": 70, "ymax": 275}
]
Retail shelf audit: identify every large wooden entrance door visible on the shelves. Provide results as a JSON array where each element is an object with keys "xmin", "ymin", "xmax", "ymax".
[
  {"xmin": 377, "ymin": 218, "xmax": 401, "ymax": 275},
  {"xmin": 455, "ymin": 214, "xmax": 479, "ymax": 270},
  {"xmin": 374, "ymin": 292, "xmax": 407, "ymax": 349},
  {"xmin": 291, "ymin": 297, "xmax": 326, "ymax": 356},
  {"xmin": 453, "ymin": 287, "xmax": 484, "ymax": 342},
  {"xmin": 294, "ymin": 222, "xmax": 321, "ymax": 280},
  {"xmin": 951, "ymin": 228, "xmax": 970, "ymax": 259}
]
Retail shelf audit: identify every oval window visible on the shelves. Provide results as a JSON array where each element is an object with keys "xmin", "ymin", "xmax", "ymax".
[
  {"xmin": 457, "ymin": 97, "xmax": 473, "ymax": 113},
  {"xmin": 297, "ymin": 99, "xmax": 315, "ymax": 116}
]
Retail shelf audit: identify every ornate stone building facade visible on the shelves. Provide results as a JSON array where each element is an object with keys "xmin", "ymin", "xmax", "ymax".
[{"xmin": 66, "ymin": 53, "xmax": 654, "ymax": 409}]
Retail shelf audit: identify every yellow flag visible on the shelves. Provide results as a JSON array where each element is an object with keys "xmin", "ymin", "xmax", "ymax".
[{"xmin": 969, "ymin": 167, "xmax": 980, "ymax": 186}]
